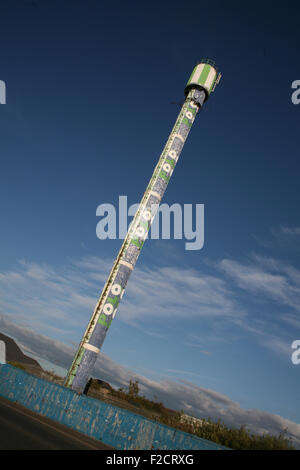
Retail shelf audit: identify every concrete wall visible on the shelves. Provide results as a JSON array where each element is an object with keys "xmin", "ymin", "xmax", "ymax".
[{"xmin": 0, "ymin": 364, "xmax": 229, "ymax": 450}]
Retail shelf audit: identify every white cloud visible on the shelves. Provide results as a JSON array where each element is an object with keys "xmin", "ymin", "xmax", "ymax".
[
  {"xmin": 219, "ymin": 257, "xmax": 300, "ymax": 312},
  {"xmin": 283, "ymin": 314, "xmax": 300, "ymax": 331},
  {"xmin": 0, "ymin": 256, "xmax": 244, "ymax": 340},
  {"xmin": 280, "ymin": 227, "xmax": 300, "ymax": 236},
  {"xmin": 0, "ymin": 253, "xmax": 298, "ymax": 361},
  {"xmin": 121, "ymin": 265, "xmax": 243, "ymax": 324}
]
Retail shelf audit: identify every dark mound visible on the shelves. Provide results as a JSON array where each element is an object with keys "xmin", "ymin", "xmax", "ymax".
[{"xmin": 0, "ymin": 331, "xmax": 42, "ymax": 370}]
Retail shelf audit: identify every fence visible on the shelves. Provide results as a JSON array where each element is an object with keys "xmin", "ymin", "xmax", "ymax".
[{"xmin": 0, "ymin": 364, "xmax": 229, "ymax": 450}]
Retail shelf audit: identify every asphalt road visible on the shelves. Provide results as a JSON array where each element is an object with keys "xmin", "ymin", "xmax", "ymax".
[{"xmin": 0, "ymin": 395, "xmax": 113, "ymax": 450}]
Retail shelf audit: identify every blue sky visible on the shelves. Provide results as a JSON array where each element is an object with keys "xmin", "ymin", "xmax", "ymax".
[{"xmin": 1, "ymin": 0, "xmax": 300, "ymax": 444}]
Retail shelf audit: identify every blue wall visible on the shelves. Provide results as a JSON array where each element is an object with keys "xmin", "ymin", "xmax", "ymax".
[{"xmin": 0, "ymin": 364, "xmax": 229, "ymax": 450}]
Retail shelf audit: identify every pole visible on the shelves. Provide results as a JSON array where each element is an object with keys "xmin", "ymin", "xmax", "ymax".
[{"xmin": 65, "ymin": 61, "xmax": 221, "ymax": 392}]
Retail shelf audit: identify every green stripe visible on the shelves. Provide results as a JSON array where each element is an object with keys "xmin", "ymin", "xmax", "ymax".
[
  {"xmin": 98, "ymin": 313, "xmax": 112, "ymax": 328},
  {"xmin": 208, "ymin": 79, "xmax": 215, "ymax": 93},
  {"xmin": 198, "ymin": 64, "xmax": 211, "ymax": 85}
]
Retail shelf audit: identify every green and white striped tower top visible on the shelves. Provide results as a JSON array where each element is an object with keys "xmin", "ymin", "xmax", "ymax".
[{"xmin": 185, "ymin": 59, "xmax": 221, "ymax": 100}]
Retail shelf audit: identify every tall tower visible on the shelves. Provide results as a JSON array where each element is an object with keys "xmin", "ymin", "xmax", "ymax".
[{"xmin": 65, "ymin": 59, "xmax": 221, "ymax": 392}]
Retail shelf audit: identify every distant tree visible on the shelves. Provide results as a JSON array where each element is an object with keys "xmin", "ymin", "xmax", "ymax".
[{"xmin": 128, "ymin": 379, "xmax": 140, "ymax": 398}]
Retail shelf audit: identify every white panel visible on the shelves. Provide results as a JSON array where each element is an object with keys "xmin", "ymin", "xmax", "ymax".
[
  {"xmin": 120, "ymin": 260, "xmax": 134, "ymax": 270},
  {"xmin": 204, "ymin": 68, "xmax": 217, "ymax": 91},
  {"xmin": 83, "ymin": 343, "xmax": 100, "ymax": 354},
  {"xmin": 191, "ymin": 64, "xmax": 204, "ymax": 84}
]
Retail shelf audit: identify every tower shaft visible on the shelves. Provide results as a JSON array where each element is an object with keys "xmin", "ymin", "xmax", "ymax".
[{"xmin": 65, "ymin": 61, "xmax": 221, "ymax": 392}]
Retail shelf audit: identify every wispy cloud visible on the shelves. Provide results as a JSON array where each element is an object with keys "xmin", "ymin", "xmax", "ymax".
[
  {"xmin": 279, "ymin": 227, "xmax": 300, "ymax": 236},
  {"xmin": 254, "ymin": 226, "xmax": 300, "ymax": 252},
  {"xmin": 0, "ymin": 252, "xmax": 298, "ymax": 361},
  {"xmin": 282, "ymin": 314, "xmax": 300, "ymax": 331},
  {"xmin": 213, "ymin": 254, "xmax": 300, "ymax": 359},
  {"xmin": 122, "ymin": 265, "xmax": 243, "ymax": 325},
  {"xmin": 0, "ymin": 256, "xmax": 244, "ymax": 343},
  {"xmin": 219, "ymin": 256, "xmax": 300, "ymax": 312},
  {"xmin": 165, "ymin": 368, "xmax": 210, "ymax": 377}
]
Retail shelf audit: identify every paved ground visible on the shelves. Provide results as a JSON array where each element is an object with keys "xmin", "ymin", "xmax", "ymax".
[{"xmin": 0, "ymin": 395, "xmax": 113, "ymax": 450}]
